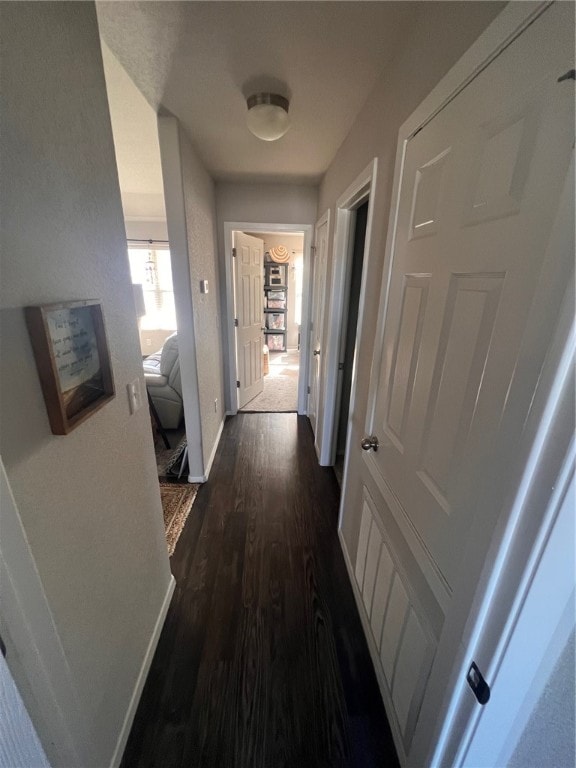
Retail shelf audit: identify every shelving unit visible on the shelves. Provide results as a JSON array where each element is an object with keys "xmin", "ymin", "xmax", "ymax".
[{"xmin": 263, "ymin": 263, "xmax": 287, "ymax": 352}]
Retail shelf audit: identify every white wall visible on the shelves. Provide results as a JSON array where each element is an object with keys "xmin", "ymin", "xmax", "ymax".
[
  {"xmin": 99, "ymin": 40, "xmax": 166, "ymax": 222},
  {"xmin": 102, "ymin": 39, "xmax": 173, "ymax": 357},
  {"xmin": 216, "ymin": 182, "xmax": 318, "ymax": 232},
  {"xmin": 0, "ymin": 3, "xmax": 172, "ymax": 766},
  {"xmin": 180, "ymin": 128, "xmax": 225, "ymax": 470},
  {"xmin": 159, "ymin": 118, "xmax": 225, "ymax": 477},
  {"xmin": 317, "ymin": 1, "xmax": 503, "ymax": 556},
  {"xmin": 125, "ymin": 220, "xmax": 169, "ymax": 242},
  {"xmin": 216, "ymin": 183, "xmax": 318, "ymax": 409}
]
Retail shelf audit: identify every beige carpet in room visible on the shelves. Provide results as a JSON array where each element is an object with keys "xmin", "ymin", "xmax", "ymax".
[
  {"xmin": 241, "ymin": 350, "xmax": 299, "ymax": 412},
  {"xmin": 159, "ymin": 481, "xmax": 199, "ymax": 556}
]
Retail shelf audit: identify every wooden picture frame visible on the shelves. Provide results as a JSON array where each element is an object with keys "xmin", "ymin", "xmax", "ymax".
[{"xmin": 25, "ymin": 300, "xmax": 115, "ymax": 435}]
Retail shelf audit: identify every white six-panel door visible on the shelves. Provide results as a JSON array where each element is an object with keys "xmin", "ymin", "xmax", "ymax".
[
  {"xmin": 349, "ymin": 3, "xmax": 575, "ymax": 762},
  {"xmin": 234, "ymin": 232, "xmax": 264, "ymax": 409}
]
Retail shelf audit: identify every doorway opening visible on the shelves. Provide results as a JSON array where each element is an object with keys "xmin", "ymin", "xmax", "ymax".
[
  {"xmin": 126, "ymin": 241, "xmax": 187, "ymax": 472},
  {"xmin": 333, "ymin": 201, "xmax": 368, "ymax": 485},
  {"xmin": 315, "ymin": 159, "xmax": 377, "ymax": 471},
  {"xmin": 99, "ymin": 41, "xmax": 184, "ymax": 451},
  {"xmin": 223, "ymin": 222, "xmax": 314, "ymax": 417},
  {"xmin": 100, "ymin": 42, "xmax": 195, "ymax": 556},
  {"xmin": 238, "ymin": 230, "xmax": 304, "ymax": 412}
]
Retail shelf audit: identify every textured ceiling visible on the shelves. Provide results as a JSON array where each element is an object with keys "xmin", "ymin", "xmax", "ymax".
[{"xmin": 97, "ymin": 1, "xmax": 425, "ymax": 186}]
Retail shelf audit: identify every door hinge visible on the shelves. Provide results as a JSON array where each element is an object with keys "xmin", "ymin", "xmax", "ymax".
[
  {"xmin": 466, "ymin": 662, "xmax": 490, "ymax": 705},
  {"xmin": 234, "ymin": 318, "xmax": 238, "ymax": 327},
  {"xmin": 236, "ymin": 380, "xmax": 240, "ymax": 388},
  {"xmin": 232, "ymin": 247, "xmax": 237, "ymax": 257},
  {"xmin": 307, "ymin": 385, "xmax": 311, "ymax": 395}
]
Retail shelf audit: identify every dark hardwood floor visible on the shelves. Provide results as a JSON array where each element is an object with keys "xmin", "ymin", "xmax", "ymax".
[{"xmin": 122, "ymin": 413, "xmax": 399, "ymax": 768}]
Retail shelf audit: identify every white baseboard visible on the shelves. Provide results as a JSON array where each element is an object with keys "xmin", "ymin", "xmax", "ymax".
[
  {"xmin": 337, "ymin": 529, "xmax": 406, "ymax": 765},
  {"xmin": 188, "ymin": 418, "xmax": 225, "ymax": 483},
  {"xmin": 109, "ymin": 574, "xmax": 176, "ymax": 767}
]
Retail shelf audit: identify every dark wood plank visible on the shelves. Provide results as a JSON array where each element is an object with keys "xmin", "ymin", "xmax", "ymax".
[{"xmin": 121, "ymin": 413, "xmax": 399, "ymax": 768}]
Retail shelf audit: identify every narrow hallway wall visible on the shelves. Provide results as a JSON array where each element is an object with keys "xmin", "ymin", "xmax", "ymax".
[
  {"xmin": 1, "ymin": 4, "xmax": 172, "ymax": 764},
  {"xmin": 159, "ymin": 117, "xmax": 225, "ymax": 477}
]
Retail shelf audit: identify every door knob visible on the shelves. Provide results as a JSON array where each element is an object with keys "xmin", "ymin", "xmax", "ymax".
[
  {"xmin": 313, "ymin": 350, "xmax": 320, "ymax": 356},
  {"xmin": 361, "ymin": 435, "xmax": 379, "ymax": 452}
]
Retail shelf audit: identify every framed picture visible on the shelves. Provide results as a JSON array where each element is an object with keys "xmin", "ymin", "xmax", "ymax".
[{"xmin": 25, "ymin": 300, "xmax": 115, "ymax": 435}]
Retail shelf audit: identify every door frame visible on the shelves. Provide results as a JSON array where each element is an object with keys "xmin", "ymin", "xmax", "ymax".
[
  {"xmin": 223, "ymin": 221, "xmax": 313, "ymax": 416},
  {"xmin": 340, "ymin": 1, "xmax": 572, "ymax": 764},
  {"xmin": 318, "ymin": 159, "xmax": 377, "ymax": 467},
  {"xmin": 307, "ymin": 209, "xmax": 330, "ymax": 453}
]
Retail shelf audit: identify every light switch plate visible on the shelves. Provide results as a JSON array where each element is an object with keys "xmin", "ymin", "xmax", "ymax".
[{"xmin": 127, "ymin": 377, "xmax": 142, "ymax": 414}]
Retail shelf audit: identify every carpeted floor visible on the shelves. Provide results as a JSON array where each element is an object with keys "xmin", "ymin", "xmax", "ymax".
[
  {"xmin": 159, "ymin": 481, "xmax": 199, "ymax": 556},
  {"xmin": 241, "ymin": 350, "xmax": 299, "ymax": 412}
]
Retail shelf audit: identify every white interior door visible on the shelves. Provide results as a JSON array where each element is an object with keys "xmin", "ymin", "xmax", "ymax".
[
  {"xmin": 308, "ymin": 213, "xmax": 329, "ymax": 439},
  {"xmin": 348, "ymin": 4, "xmax": 575, "ymax": 762},
  {"xmin": 234, "ymin": 232, "xmax": 264, "ymax": 409}
]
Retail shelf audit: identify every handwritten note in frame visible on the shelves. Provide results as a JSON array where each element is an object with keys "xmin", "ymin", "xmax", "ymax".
[{"xmin": 25, "ymin": 300, "xmax": 115, "ymax": 434}]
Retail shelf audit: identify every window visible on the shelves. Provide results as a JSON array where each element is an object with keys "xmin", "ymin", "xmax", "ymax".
[{"xmin": 128, "ymin": 247, "xmax": 177, "ymax": 330}]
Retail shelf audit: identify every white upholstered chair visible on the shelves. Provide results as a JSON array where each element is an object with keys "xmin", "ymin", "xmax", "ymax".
[{"xmin": 142, "ymin": 333, "xmax": 183, "ymax": 429}]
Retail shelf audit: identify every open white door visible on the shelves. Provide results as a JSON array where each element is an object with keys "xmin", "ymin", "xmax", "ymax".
[
  {"xmin": 342, "ymin": 4, "xmax": 575, "ymax": 764},
  {"xmin": 233, "ymin": 232, "xmax": 264, "ymax": 409},
  {"xmin": 308, "ymin": 212, "xmax": 329, "ymax": 444}
]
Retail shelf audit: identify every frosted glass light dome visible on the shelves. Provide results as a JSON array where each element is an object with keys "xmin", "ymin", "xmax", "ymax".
[{"xmin": 246, "ymin": 93, "xmax": 290, "ymax": 142}]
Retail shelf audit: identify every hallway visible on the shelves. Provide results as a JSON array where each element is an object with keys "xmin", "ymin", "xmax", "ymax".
[{"xmin": 122, "ymin": 413, "xmax": 398, "ymax": 768}]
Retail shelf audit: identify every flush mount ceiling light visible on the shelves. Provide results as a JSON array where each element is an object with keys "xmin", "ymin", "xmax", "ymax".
[{"xmin": 246, "ymin": 93, "xmax": 290, "ymax": 141}]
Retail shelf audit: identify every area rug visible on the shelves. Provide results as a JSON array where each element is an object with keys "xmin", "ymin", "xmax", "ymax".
[
  {"xmin": 242, "ymin": 374, "xmax": 298, "ymax": 412},
  {"xmin": 156, "ymin": 433, "xmax": 186, "ymax": 477},
  {"xmin": 159, "ymin": 481, "xmax": 199, "ymax": 556}
]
